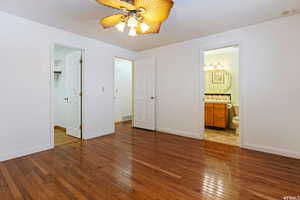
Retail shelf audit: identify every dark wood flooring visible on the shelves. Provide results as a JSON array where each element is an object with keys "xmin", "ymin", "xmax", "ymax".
[{"xmin": 1, "ymin": 122, "xmax": 300, "ymax": 200}]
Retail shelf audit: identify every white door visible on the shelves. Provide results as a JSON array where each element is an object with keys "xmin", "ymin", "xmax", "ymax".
[
  {"xmin": 65, "ymin": 51, "xmax": 82, "ymax": 138},
  {"xmin": 133, "ymin": 57, "xmax": 156, "ymax": 130}
]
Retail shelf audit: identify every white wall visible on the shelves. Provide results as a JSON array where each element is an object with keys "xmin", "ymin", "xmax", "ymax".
[
  {"xmin": 114, "ymin": 58, "xmax": 132, "ymax": 122},
  {"xmin": 139, "ymin": 14, "xmax": 300, "ymax": 159},
  {"xmin": 0, "ymin": 11, "xmax": 136, "ymax": 161}
]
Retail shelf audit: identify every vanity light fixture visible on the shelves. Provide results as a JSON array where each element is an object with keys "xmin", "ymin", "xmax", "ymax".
[
  {"xmin": 216, "ymin": 62, "xmax": 224, "ymax": 70},
  {"xmin": 204, "ymin": 62, "xmax": 224, "ymax": 71},
  {"xmin": 204, "ymin": 65, "xmax": 213, "ymax": 71}
]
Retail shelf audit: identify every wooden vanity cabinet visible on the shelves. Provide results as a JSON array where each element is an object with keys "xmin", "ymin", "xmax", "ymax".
[
  {"xmin": 205, "ymin": 103, "xmax": 228, "ymax": 129},
  {"xmin": 205, "ymin": 104, "xmax": 214, "ymax": 126}
]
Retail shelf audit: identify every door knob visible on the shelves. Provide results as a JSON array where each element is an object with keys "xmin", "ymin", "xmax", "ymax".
[{"xmin": 150, "ymin": 97, "xmax": 155, "ymax": 100}]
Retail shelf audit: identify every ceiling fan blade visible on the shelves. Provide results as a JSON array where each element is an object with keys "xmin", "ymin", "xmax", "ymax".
[
  {"xmin": 133, "ymin": 0, "xmax": 174, "ymax": 22},
  {"xmin": 96, "ymin": 0, "xmax": 136, "ymax": 10},
  {"xmin": 100, "ymin": 14, "xmax": 126, "ymax": 28},
  {"xmin": 136, "ymin": 20, "xmax": 161, "ymax": 34}
]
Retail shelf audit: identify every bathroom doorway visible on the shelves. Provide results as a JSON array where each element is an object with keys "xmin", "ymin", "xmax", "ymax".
[
  {"xmin": 202, "ymin": 45, "xmax": 240, "ymax": 146},
  {"xmin": 114, "ymin": 58, "xmax": 133, "ymax": 127},
  {"xmin": 52, "ymin": 44, "xmax": 83, "ymax": 146}
]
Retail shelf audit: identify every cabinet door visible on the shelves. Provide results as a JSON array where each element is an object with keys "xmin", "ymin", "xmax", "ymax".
[
  {"xmin": 205, "ymin": 104, "xmax": 214, "ymax": 126},
  {"xmin": 213, "ymin": 104, "xmax": 228, "ymax": 128}
]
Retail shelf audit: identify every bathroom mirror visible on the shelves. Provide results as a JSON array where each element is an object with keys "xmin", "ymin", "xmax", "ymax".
[{"xmin": 205, "ymin": 70, "xmax": 232, "ymax": 93}]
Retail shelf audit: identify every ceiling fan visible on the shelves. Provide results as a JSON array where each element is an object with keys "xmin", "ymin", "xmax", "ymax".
[{"xmin": 96, "ymin": 0, "xmax": 174, "ymax": 36}]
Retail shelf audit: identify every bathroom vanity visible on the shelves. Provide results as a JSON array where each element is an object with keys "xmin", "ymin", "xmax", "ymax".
[
  {"xmin": 205, "ymin": 102, "xmax": 229, "ymax": 129},
  {"xmin": 204, "ymin": 68, "xmax": 233, "ymax": 129}
]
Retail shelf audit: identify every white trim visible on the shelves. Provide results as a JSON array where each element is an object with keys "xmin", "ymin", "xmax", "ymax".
[
  {"xmin": 243, "ymin": 143, "xmax": 300, "ymax": 160},
  {"xmin": 50, "ymin": 42, "xmax": 87, "ymax": 148},
  {"xmin": 0, "ymin": 144, "xmax": 52, "ymax": 162},
  {"xmin": 83, "ymin": 130, "xmax": 113, "ymax": 140},
  {"xmin": 199, "ymin": 41, "xmax": 245, "ymax": 147},
  {"xmin": 198, "ymin": 48, "xmax": 205, "ymax": 139},
  {"xmin": 154, "ymin": 57, "xmax": 157, "ymax": 131},
  {"xmin": 157, "ymin": 127, "xmax": 202, "ymax": 140},
  {"xmin": 50, "ymin": 44, "xmax": 55, "ymax": 148}
]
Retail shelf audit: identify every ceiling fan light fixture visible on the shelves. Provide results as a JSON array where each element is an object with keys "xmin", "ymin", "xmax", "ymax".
[
  {"xmin": 128, "ymin": 27, "xmax": 137, "ymax": 37},
  {"xmin": 127, "ymin": 16, "xmax": 138, "ymax": 28},
  {"xmin": 97, "ymin": 0, "xmax": 174, "ymax": 36},
  {"xmin": 115, "ymin": 21, "xmax": 126, "ymax": 32},
  {"xmin": 140, "ymin": 22, "xmax": 150, "ymax": 33}
]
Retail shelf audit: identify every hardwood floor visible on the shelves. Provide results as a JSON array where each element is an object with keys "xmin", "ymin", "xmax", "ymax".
[
  {"xmin": 1, "ymin": 122, "xmax": 300, "ymax": 199},
  {"xmin": 54, "ymin": 128, "xmax": 81, "ymax": 146}
]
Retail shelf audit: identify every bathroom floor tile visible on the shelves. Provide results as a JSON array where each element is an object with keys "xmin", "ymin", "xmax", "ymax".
[{"xmin": 204, "ymin": 128, "xmax": 239, "ymax": 146}]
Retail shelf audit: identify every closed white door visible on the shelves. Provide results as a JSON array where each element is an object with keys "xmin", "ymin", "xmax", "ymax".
[
  {"xmin": 65, "ymin": 51, "xmax": 82, "ymax": 138},
  {"xmin": 133, "ymin": 57, "xmax": 156, "ymax": 130}
]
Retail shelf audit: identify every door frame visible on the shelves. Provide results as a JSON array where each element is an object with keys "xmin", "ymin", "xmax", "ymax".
[
  {"xmin": 50, "ymin": 42, "xmax": 86, "ymax": 148},
  {"xmin": 199, "ymin": 41, "xmax": 245, "ymax": 147},
  {"xmin": 113, "ymin": 57, "xmax": 134, "ymax": 127}
]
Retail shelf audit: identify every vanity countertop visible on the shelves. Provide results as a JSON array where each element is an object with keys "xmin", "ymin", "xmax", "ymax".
[{"xmin": 205, "ymin": 100, "xmax": 231, "ymax": 104}]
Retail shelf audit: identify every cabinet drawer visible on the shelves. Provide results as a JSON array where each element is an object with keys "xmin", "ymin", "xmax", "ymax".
[
  {"xmin": 213, "ymin": 104, "xmax": 227, "ymax": 109},
  {"xmin": 205, "ymin": 104, "xmax": 214, "ymax": 126},
  {"xmin": 213, "ymin": 104, "xmax": 228, "ymax": 128}
]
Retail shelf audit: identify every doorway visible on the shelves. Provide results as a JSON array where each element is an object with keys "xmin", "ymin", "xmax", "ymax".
[
  {"xmin": 52, "ymin": 44, "xmax": 83, "ymax": 146},
  {"xmin": 114, "ymin": 58, "xmax": 133, "ymax": 126},
  {"xmin": 202, "ymin": 46, "xmax": 240, "ymax": 146}
]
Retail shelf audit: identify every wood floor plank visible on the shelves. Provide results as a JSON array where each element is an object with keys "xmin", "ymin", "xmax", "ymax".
[
  {"xmin": 0, "ymin": 164, "xmax": 23, "ymax": 200},
  {"xmin": 0, "ymin": 166, "xmax": 17, "ymax": 200},
  {"xmin": 132, "ymin": 158, "xmax": 182, "ymax": 179},
  {"xmin": 56, "ymin": 177, "xmax": 89, "ymax": 200}
]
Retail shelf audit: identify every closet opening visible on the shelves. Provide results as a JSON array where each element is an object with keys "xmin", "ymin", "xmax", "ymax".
[
  {"xmin": 52, "ymin": 44, "xmax": 84, "ymax": 146},
  {"xmin": 114, "ymin": 58, "xmax": 134, "ymax": 129}
]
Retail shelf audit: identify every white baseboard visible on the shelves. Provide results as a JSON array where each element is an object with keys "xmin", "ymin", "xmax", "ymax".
[
  {"xmin": 243, "ymin": 143, "xmax": 300, "ymax": 159},
  {"xmin": 1, "ymin": 136, "xmax": 298, "ymax": 163},
  {"xmin": 156, "ymin": 127, "xmax": 202, "ymax": 140},
  {"xmin": 83, "ymin": 129, "xmax": 114, "ymax": 140},
  {"xmin": 0, "ymin": 144, "xmax": 52, "ymax": 162},
  {"xmin": 156, "ymin": 129, "xmax": 300, "ymax": 160}
]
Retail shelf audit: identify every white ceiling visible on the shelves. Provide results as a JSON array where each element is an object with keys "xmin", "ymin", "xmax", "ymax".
[{"xmin": 1, "ymin": 0, "xmax": 300, "ymax": 51}]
